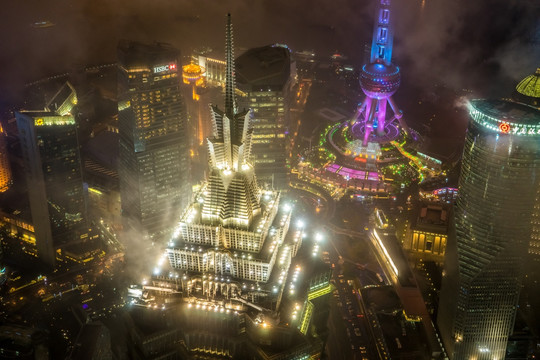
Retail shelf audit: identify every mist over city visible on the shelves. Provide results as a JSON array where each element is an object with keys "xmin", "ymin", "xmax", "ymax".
[{"xmin": 0, "ymin": 0, "xmax": 538, "ymax": 359}]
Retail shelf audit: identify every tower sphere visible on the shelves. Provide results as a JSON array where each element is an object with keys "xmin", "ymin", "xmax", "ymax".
[{"xmin": 359, "ymin": 62, "xmax": 401, "ymax": 99}]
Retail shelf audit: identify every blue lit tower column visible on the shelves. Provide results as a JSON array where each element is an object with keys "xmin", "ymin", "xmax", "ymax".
[
  {"xmin": 438, "ymin": 100, "xmax": 540, "ymax": 359},
  {"xmin": 351, "ymin": 0, "xmax": 405, "ymax": 146}
]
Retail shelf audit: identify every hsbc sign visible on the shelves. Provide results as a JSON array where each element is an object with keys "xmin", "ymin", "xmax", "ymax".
[{"xmin": 153, "ymin": 63, "xmax": 177, "ymax": 73}]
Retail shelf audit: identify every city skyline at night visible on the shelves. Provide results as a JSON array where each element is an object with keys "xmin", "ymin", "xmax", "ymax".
[{"xmin": 0, "ymin": 0, "xmax": 538, "ymax": 359}]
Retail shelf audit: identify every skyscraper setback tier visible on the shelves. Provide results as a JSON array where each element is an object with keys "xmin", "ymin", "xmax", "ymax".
[
  {"xmin": 117, "ymin": 41, "xmax": 191, "ymax": 243},
  {"xmin": 16, "ymin": 82, "xmax": 86, "ymax": 266},
  {"xmin": 438, "ymin": 99, "xmax": 540, "ymax": 359}
]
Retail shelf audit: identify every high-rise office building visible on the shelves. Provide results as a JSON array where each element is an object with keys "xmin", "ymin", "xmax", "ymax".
[
  {"xmin": 236, "ymin": 44, "xmax": 296, "ymax": 189},
  {"xmin": 118, "ymin": 41, "xmax": 191, "ymax": 243},
  {"xmin": 438, "ymin": 99, "xmax": 540, "ymax": 359},
  {"xmin": 16, "ymin": 82, "xmax": 86, "ymax": 266},
  {"xmin": 516, "ymin": 68, "xmax": 540, "ymax": 261},
  {"xmin": 167, "ymin": 15, "xmax": 287, "ymax": 284}
]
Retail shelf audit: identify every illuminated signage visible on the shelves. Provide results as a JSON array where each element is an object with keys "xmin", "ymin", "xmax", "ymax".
[
  {"xmin": 498, "ymin": 122, "xmax": 511, "ymax": 134},
  {"xmin": 34, "ymin": 116, "xmax": 75, "ymax": 127},
  {"xmin": 469, "ymin": 101, "xmax": 540, "ymax": 137},
  {"xmin": 153, "ymin": 63, "xmax": 177, "ymax": 73}
]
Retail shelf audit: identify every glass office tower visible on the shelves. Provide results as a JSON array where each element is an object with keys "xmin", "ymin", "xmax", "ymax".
[
  {"xmin": 438, "ymin": 99, "xmax": 540, "ymax": 359},
  {"xmin": 118, "ymin": 41, "xmax": 191, "ymax": 243},
  {"xmin": 16, "ymin": 82, "xmax": 86, "ymax": 266}
]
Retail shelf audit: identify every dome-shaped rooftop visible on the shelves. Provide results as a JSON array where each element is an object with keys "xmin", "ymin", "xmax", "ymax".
[{"xmin": 516, "ymin": 68, "xmax": 540, "ymax": 99}]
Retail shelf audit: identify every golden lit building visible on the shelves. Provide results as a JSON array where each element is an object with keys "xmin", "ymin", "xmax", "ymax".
[
  {"xmin": 182, "ymin": 62, "xmax": 208, "ymax": 148},
  {"xmin": 0, "ymin": 124, "xmax": 11, "ymax": 193},
  {"xmin": 182, "ymin": 62, "xmax": 205, "ymax": 101},
  {"xmin": 404, "ymin": 204, "xmax": 448, "ymax": 262}
]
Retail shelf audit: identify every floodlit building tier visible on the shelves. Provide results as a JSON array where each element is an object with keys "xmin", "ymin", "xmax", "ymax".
[
  {"xmin": 118, "ymin": 40, "xmax": 191, "ymax": 243},
  {"xmin": 438, "ymin": 99, "xmax": 540, "ymax": 359},
  {"xmin": 168, "ymin": 188, "xmax": 291, "ymax": 283},
  {"xmin": 16, "ymin": 82, "xmax": 86, "ymax": 266}
]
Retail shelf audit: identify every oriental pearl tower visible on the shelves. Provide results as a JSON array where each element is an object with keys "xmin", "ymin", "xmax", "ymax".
[{"xmin": 350, "ymin": 0, "xmax": 407, "ymax": 146}]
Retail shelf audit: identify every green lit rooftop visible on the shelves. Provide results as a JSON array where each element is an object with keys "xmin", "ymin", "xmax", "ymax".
[
  {"xmin": 516, "ymin": 68, "xmax": 540, "ymax": 99},
  {"xmin": 469, "ymin": 99, "xmax": 540, "ymax": 136}
]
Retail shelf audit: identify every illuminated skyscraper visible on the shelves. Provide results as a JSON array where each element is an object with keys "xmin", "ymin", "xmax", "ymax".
[
  {"xmin": 438, "ymin": 99, "xmax": 540, "ymax": 359},
  {"xmin": 515, "ymin": 68, "xmax": 540, "ymax": 260},
  {"xmin": 131, "ymin": 16, "xmax": 331, "ymax": 360},
  {"xmin": 16, "ymin": 82, "xmax": 86, "ymax": 266},
  {"xmin": 236, "ymin": 44, "xmax": 296, "ymax": 189},
  {"xmin": 350, "ymin": 0, "xmax": 406, "ymax": 146},
  {"xmin": 167, "ymin": 15, "xmax": 290, "ymax": 284},
  {"xmin": 118, "ymin": 41, "xmax": 191, "ymax": 243}
]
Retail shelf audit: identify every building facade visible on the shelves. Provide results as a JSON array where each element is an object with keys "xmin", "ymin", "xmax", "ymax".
[
  {"xmin": 236, "ymin": 44, "xmax": 296, "ymax": 190},
  {"xmin": 16, "ymin": 82, "xmax": 87, "ymax": 266},
  {"xmin": 404, "ymin": 204, "xmax": 448, "ymax": 263},
  {"xmin": 438, "ymin": 99, "xmax": 540, "ymax": 359},
  {"xmin": 117, "ymin": 41, "xmax": 191, "ymax": 243},
  {"xmin": 515, "ymin": 68, "xmax": 540, "ymax": 261}
]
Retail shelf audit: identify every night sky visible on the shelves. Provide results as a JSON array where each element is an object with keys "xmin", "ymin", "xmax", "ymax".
[{"xmin": 0, "ymin": 0, "xmax": 538, "ymax": 108}]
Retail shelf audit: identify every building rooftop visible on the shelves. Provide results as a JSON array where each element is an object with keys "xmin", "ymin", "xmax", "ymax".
[
  {"xmin": 470, "ymin": 99, "xmax": 540, "ymax": 126},
  {"xmin": 412, "ymin": 204, "xmax": 449, "ymax": 233},
  {"xmin": 236, "ymin": 44, "xmax": 291, "ymax": 89},
  {"xmin": 516, "ymin": 68, "xmax": 540, "ymax": 99},
  {"xmin": 469, "ymin": 99, "xmax": 540, "ymax": 136}
]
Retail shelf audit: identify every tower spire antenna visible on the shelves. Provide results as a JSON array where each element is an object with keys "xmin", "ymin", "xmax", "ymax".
[
  {"xmin": 225, "ymin": 13, "xmax": 236, "ymax": 120},
  {"xmin": 370, "ymin": 0, "xmax": 394, "ymax": 66}
]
